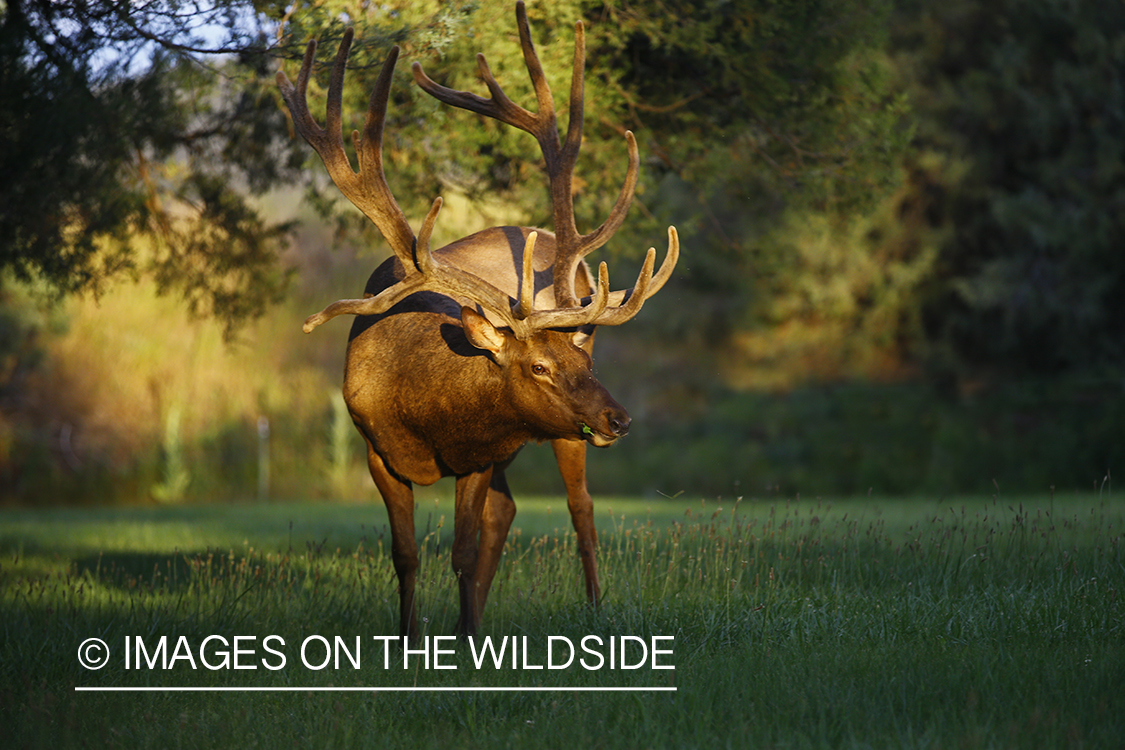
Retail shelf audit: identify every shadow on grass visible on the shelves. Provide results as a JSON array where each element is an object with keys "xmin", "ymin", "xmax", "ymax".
[{"xmin": 72, "ymin": 551, "xmax": 199, "ymax": 592}]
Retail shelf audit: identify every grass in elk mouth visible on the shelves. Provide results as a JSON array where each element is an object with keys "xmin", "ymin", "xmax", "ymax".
[{"xmin": 1, "ymin": 494, "xmax": 1122, "ymax": 749}]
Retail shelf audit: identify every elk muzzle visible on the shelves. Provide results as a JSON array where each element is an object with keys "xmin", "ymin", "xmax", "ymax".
[{"xmin": 582, "ymin": 401, "xmax": 631, "ymax": 447}]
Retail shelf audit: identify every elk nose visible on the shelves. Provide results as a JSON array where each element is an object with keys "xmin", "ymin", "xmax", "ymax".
[{"xmin": 606, "ymin": 410, "xmax": 631, "ymax": 437}]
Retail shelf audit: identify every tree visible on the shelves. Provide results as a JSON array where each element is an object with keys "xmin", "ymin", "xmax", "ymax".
[
  {"xmin": 581, "ymin": 0, "xmax": 913, "ymax": 384},
  {"xmin": 0, "ymin": 0, "xmax": 300, "ymax": 335},
  {"xmin": 891, "ymin": 0, "xmax": 1125, "ymax": 379}
]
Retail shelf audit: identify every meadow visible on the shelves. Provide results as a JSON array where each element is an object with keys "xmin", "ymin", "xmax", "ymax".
[{"xmin": 1, "ymin": 491, "xmax": 1122, "ymax": 749}]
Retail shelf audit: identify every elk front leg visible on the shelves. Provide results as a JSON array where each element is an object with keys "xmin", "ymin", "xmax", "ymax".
[
  {"xmin": 551, "ymin": 438, "xmax": 601, "ymax": 604},
  {"xmin": 365, "ymin": 444, "xmax": 419, "ymax": 641},
  {"xmin": 452, "ymin": 466, "xmax": 494, "ymax": 637}
]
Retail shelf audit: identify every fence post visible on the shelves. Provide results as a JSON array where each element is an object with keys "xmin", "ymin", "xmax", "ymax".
[{"xmin": 257, "ymin": 416, "xmax": 270, "ymax": 502}]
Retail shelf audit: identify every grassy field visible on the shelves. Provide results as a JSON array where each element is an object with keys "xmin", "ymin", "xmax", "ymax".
[{"xmin": 1, "ymin": 491, "xmax": 1122, "ymax": 748}]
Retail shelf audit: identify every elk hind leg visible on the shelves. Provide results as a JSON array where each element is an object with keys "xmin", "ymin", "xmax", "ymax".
[
  {"xmin": 452, "ymin": 467, "xmax": 494, "ymax": 637},
  {"xmin": 365, "ymin": 443, "xmax": 420, "ymax": 641},
  {"xmin": 470, "ymin": 469, "xmax": 517, "ymax": 624}
]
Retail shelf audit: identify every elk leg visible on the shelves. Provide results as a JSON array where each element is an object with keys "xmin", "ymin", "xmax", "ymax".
[
  {"xmin": 365, "ymin": 443, "xmax": 419, "ymax": 641},
  {"xmin": 452, "ymin": 466, "xmax": 494, "ymax": 637},
  {"xmin": 551, "ymin": 438, "xmax": 601, "ymax": 604},
  {"xmin": 471, "ymin": 470, "xmax": 517, "ymax": 621}
]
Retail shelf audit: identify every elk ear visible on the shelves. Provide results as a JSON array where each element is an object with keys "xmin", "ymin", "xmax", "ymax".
[
  {"xmin": 461, "ymin": 306, "xmax": 508, "ymax": 357},
  {"xmin": 571, "ymin": 326, "xmax": 595, "ymax": 353}
]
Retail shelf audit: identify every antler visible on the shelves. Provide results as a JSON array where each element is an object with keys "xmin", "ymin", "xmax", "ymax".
[
  {"xmin": 285, "ymin": 6, "xmax": 678, "ymax": 339},
  {"xmin": 412, "ymin": 0, "xmax": 677, "ymax": 310},
  {"xmin": 277, "ymin": 30, "xmax": 417, "ymax": 272},
  {"xmin": 279, "ymin": 31, "xmax": 617, "ymax": 338},
  {"xmin": 301, "ymin": 226, "xmax": 615, "ymax": 337}
]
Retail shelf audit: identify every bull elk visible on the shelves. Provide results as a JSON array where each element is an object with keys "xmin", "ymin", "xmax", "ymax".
[{"xmin": 277, "ymin": 1, "xmax": 679, "ymax": 638}]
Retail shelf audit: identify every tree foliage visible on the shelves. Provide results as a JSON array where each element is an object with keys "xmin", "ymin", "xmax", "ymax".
[
  {"xmin": 0, "ymin": 0, "xmax": 299, "ymax": 334},
  {"xmin": 893, "ymin": 0, "xmax": 1125, "ymax": 378},
  {"xmin": 580, "ymin": 0, "xmax": 912, "ymax": 383}
]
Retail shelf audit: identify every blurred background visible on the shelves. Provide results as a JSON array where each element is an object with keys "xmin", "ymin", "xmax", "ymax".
[{"xmin": 1, "ymin": 0, "xmax": 1121, "ymax": 506}]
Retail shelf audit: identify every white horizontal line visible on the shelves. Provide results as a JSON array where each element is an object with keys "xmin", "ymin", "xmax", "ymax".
[{"xmin": 75, "ymin": 686, "xmax": 676, "ymax": 693}]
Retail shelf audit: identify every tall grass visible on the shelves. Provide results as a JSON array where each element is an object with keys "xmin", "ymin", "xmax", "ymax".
[{"xmin": 1, "ymin": 493, "xmax": 1121, "ymax": 748}]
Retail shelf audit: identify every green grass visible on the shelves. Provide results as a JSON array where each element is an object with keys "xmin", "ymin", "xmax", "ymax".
[{"xmin": 1, "ymin": 492, "xmax": 1122, "ymax": 749}]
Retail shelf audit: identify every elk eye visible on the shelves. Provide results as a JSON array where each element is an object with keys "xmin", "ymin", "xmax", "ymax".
[{"xmin": 531, "ymin": 363, "xmax": 549, "ymax": 376}]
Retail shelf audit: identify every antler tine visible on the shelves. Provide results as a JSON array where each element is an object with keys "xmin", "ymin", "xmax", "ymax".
[
  {"xmin": 513, "ymin": 231, "xmax": 538, "ymax": 321},
  {"xmin": 589, "ymin": 247, "xmax": 657, "ymax": 327},
  {"xmin": 564, "ymin": 19, "xmax": 586, "ymax": 159},
  {"xmin": 414, "ymin": 197, "xmax": 443, "ymax": 275},
  {"xmin": 646, "ymin": 225, "xmax": 681, "ymax": 298},
  {"xmin": 302, "ymin": 197, "xmax": 444, "ymax": 333},
  {"xmin": 302, "ymin": 268, "xmax": 522, "ymax": 334},
  {"xmin": 411, "ymin": 54, "xmax": 537, "ymax": 133},
  {"xmin": 514, "ymin": 1, "xmax": 559, "ymax": 138},
  {"xmin": 285, "ymin": 40, "xmax": 320, "ymax": 137},
  {"xmin": 574, "ymin": 130, "xmax": 640, "ymax": 256},
  {"xmin": 323, "ymin": 31, "xmax": 349, "ymax": 147},
  {"xmin": 278, "ymin": 31, "xmax": 416, "ymax": 269}
]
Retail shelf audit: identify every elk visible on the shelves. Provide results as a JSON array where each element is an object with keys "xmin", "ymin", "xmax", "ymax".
[{"xmin": 277, "ymin": 1, "xmax": 679, "ymax": 638}]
